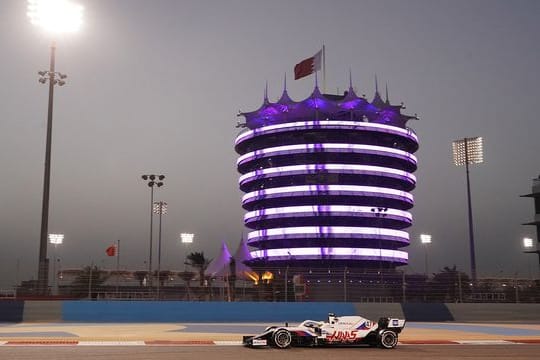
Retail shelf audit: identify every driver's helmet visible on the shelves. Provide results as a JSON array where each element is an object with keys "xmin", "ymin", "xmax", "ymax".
[{"xmin": 328, "ymin": 313, "xmax": 338, "ymax": 324}]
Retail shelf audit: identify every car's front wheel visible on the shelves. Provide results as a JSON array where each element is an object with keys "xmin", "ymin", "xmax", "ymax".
[
  {"xmin": 272, "ymin": 329, "xmax": 292, "ymax": 349},
  {"xmin": 378, "ymin": 330, "xmax": 398, "ymax": 349}
]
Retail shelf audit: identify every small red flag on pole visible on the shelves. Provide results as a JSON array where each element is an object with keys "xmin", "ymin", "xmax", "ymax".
[
  {"xmin": 294, "ymin": 49, "xmax": 322, "ymax": 80},
  {"xmin": 106, "ymin": 245, "xmax": 117, "ymax": 257}
]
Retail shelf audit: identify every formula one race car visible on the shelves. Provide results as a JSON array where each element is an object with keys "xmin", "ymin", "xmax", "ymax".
[{"xmin": 243, "ymin": 313, "xmax": 405, "ymax": 349}]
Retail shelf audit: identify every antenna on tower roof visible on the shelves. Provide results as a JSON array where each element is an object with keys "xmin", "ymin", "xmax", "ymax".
[
  {"xmin": 348, "ymin": 68, "xmax": 353, "ymax": 90},
  {"xmin": 375, "ymin": 74, "xmax": 379, "ymax": 94},
  {"xmin": 385, "ymin": 83, "xmax": 390, "ymax": 104},
  {"xmin": 283, "ymin": 73, "xmax": 287, "ymax": 92},
  {"xmin": 264, "ymin": 81, "xmax": 269, "ymax": 103}
]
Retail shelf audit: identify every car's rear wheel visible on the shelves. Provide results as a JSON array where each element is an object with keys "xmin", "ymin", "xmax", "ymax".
[
  {"xmin": 272, "ymin": 329, "xmax": 292, "ymax": 349},
  {"xmin": 378, "ymin": 330, "xmax": 398, "ymax": 349}
]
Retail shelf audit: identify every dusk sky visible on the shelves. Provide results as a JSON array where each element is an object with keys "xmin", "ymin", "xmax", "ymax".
[{"xmin": 1, "ymin": 0, "xmax": 539, "ymax": 288}]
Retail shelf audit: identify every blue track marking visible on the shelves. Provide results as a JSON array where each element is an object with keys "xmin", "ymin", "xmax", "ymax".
[
  {"xmin": 169, "ymin": 324, "xmax": 269, "ymax": 334},
  {"xmin": 0, "ymin": 331, "xmax": 77, "ymax": 337},
  {"xmin": 9, "ymin": 323, "xmax": 105, "ymax": 328},
  {"xmin": 407, "ymin": 322, "xmax": 540, "ymax": 336}
]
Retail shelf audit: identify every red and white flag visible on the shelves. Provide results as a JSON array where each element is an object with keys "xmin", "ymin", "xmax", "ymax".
[
  {"xmin": 106, "ymin": 245, "xmax": 117, "ymax": 257},
  {"xmin": 294, "ymin": 50, "xmax": 322, "ymax": 80}
]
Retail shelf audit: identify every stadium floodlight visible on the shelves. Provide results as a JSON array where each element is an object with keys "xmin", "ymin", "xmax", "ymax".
[
  {"xmin": 141, "ymin": 174, "xmax": 165, "ymax": 289},
  {"xmin": 153, "ymin": 201, "xmax": 167, "ymax": 299},
  {"xmin": 29, "ymin": 0, "xmax": 83, "ymax": 295},
  {"xmin": 523, "ymin": 237, "xmax": 534, "ymax": 249},
  {"xmin": 452, "ymin": 137, "xmax": 483, "ymax": 166},
  {"xmin": 452, "ymin": 136, "xmax": 484, "ymax": 283},
  {"xmin": 180, "ymin": 233, "xmax": 194, "ymax": 244},
  {"xmin": 47, "ymin": 232, "xmax": 64, "ymax": 295},
  {"xmin": 420, "ymin": 234, "xmax": 432, "ymax": 244},
  {"xmin": 420, "ymin": 234, "xmax": 432, "ymax": 277},
  {"xmin": 48, "ymin": 233, "xmax": 64, "ymax": 245},
  {"xmin": 27, "ymin": 0, "xmax": 83, "ymax": 34}
]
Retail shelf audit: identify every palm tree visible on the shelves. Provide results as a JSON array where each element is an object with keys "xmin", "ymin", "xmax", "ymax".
[
  {"xmin": 178, "ymin": 270, "xmax": 195, "ymax": 300},
  {"xmin": 186, "ymin": 252, "xmax": 211, "ymax": 287},
  {"xmin": 431, "ymin": 266, "xmax": 471, "ymax": 302},
  {"xmin": 71, "ymin": 265, "xmax": 109, "ymax": 298}
]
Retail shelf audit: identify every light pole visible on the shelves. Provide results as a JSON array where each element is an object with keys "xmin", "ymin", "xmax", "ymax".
[
  {"xmin": 28, "ymin": 0, "xmax": 83, "ymax": 295},
  {"xmin": 141, "ymin": 174, "xmax": 164, "ymax": 289},
  {"xmin": 452, "ymin": 136, "xmax": 484, "ymax": 283},
  {"xmin": 420, "ymin": 234, "xmax": 432, "ymax": 277},
  {"xmin": 48, "ymin": 233, "xmax": 64, "ymax": 295},
  {"xmin": 523, "ymin": 237, "xmax": 539, "ymax": 278},
  {"xmin": 180, "ymin": 233, "xmax": 194, "ymax": 270},
  {"xmin": 153, "ymin": 201, "xmax": 167, "ymax": 299}
]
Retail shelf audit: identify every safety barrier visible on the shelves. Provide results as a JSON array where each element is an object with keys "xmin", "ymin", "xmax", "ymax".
[{"xmin": 1, "ymin": 300, "xmax": 539, "ymax": 323}]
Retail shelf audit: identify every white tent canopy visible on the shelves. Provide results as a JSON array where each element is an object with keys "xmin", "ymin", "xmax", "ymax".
[
  {"xmin": 205, "ymin": 241, "xmax": 232, "ymax": 277},
  {"xmin": 205, "ymin": 239, "xmax": 256, "ymax": 280}
]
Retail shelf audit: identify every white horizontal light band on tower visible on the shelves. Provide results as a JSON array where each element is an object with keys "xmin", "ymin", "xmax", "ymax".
[
  {"xmin": 239, "ymin": 164, "xmax": 416, "ymax": 186},
  {"xmin": 235, "ymin": 120, "xmax": 418, "ymax": 146},
  {"xmin": 247, "ymin": 226, "xmax": 409, "ymax": 242},
  {"xmin": 242, "ymin": 185, "xmax": 414, "ymax": 205},
  {"xmin": 249, "ymin": 247, "xmax": 409, "ymax": 261},
  {"xmin": 237, "ymin": 143, "xmax": 417, "ymax": 167},
  {"xmin": 244, "ymin": 205, "xmax": 412, "ymax": 223}
]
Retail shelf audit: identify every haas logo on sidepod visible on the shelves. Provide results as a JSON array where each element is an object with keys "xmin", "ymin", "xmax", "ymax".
[{"xmin": 327, "ymin": 330, "xmax": 359, "ymax": 342}]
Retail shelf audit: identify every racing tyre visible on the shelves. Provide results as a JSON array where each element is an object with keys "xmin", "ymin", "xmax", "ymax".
[
  {"xmin": 272, "ymin": 329, "xmax": 292, "ymax": 349},
  {"xmin": 378, "ymin": 330, "xmax": 398, "ymax": 349}
]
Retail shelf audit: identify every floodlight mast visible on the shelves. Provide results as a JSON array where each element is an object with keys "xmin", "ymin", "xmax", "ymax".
[
  {"xmin": 420, "ymin": 234, "xmax": 432, "ymax": 277},
  {"xmin": 452, "ymin": 137, "xmax": 484, "ymax": 283},
  {"xmin": 153, "ymin": 201, "xmax": 167, "ymax": 299},
  {"xmin": 28, "ymin": 0, "xmax": 83, "ymax": 296}
]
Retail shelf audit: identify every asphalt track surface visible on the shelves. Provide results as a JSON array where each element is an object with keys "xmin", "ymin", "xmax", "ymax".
[
  {"xmin": 1, "ymin": 345, "xmax": 540, "ymax": 360},
  {"xmin": 1, "ymin": 322, "xmax": 539, "ymax": 359}
]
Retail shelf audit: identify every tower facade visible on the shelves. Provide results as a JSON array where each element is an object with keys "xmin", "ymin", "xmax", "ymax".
[
  {"xmin": 522, "ymin": 175, "xmax": 540, "ymax": 264},
  {"xmin": 235, "ymin": 81, "xmax": 419, "ymax": 268}
]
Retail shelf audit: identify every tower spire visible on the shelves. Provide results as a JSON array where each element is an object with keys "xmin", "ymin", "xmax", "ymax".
[
  {"xmin": 283, "ymin": 73, "xmax": 287, "ymax": 93},
  {"xmin": 349, "ymin": 68, "xmax": 353, "ymax": 90},
  {"xmin": 264, "ymin": 81, "xmax": 269, "ymax": 103},
  {"xmin": 372, "ymin": 74, "xmax": 384, "ymax": 107},
  {"xmin": 385, "ymin": 83, "xmax": 390, "ymax": 104}
]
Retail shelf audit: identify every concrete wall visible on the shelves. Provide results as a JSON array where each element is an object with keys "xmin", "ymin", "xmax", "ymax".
[
  {"xmin": 0, "ymin": 300, "xmax": 24, "ymax": 322},
  {"xmin": 446, "ymin": 303, "xmax": 540, "ymax": 322},
  {"xmin": 23, "ymin": 301, "xmax": 62, "ymax": 322},
  {"xmin": 61, "ymin": 301, "xmax": 356, "ymax": 322},
  {"xmin": 1, "ymin": 301, "xmax": 539, "ymax": 323}
]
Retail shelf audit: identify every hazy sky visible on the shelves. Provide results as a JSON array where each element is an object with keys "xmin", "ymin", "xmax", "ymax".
[{"xmin": 1, "ymin": 0, "xmax": 539, "ymax": 288}]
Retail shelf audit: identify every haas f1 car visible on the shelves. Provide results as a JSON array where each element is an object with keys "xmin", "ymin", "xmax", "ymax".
[{"xmin": 243, "ymin": 313, "xmax": 406, "ymax": 349}]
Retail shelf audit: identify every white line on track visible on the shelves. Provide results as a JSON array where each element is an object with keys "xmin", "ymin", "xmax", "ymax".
[
  {"xmin": 213, "ymin": 341, "xmax": 243, "ymax": 346},
  {"xmin": 455, "ymin": 340, "xmax": 516, "ymax": 345}
]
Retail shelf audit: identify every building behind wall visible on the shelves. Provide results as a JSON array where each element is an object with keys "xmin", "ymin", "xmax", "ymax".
[
  {"xmin": 235, "ymin": 78, "xmax": 419, "ymax": 270},
  {"xmin": 522, "ymin": 175, "xmax": 540, "ymax": 266}
]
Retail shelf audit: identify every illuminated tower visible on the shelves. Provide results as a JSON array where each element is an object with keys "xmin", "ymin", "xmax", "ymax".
[
  {"xmin": 522, "ymin": 175, "xmax": 540, "ymax": 266},
  {"xmin": 235, "ymin": 78, "xmax": 418, "ymax": 268}
]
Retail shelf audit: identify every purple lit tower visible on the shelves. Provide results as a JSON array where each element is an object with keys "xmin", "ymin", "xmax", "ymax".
[{"xmin": 235, "ymin": 78, "xmax": 418, "ymax": 269}]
